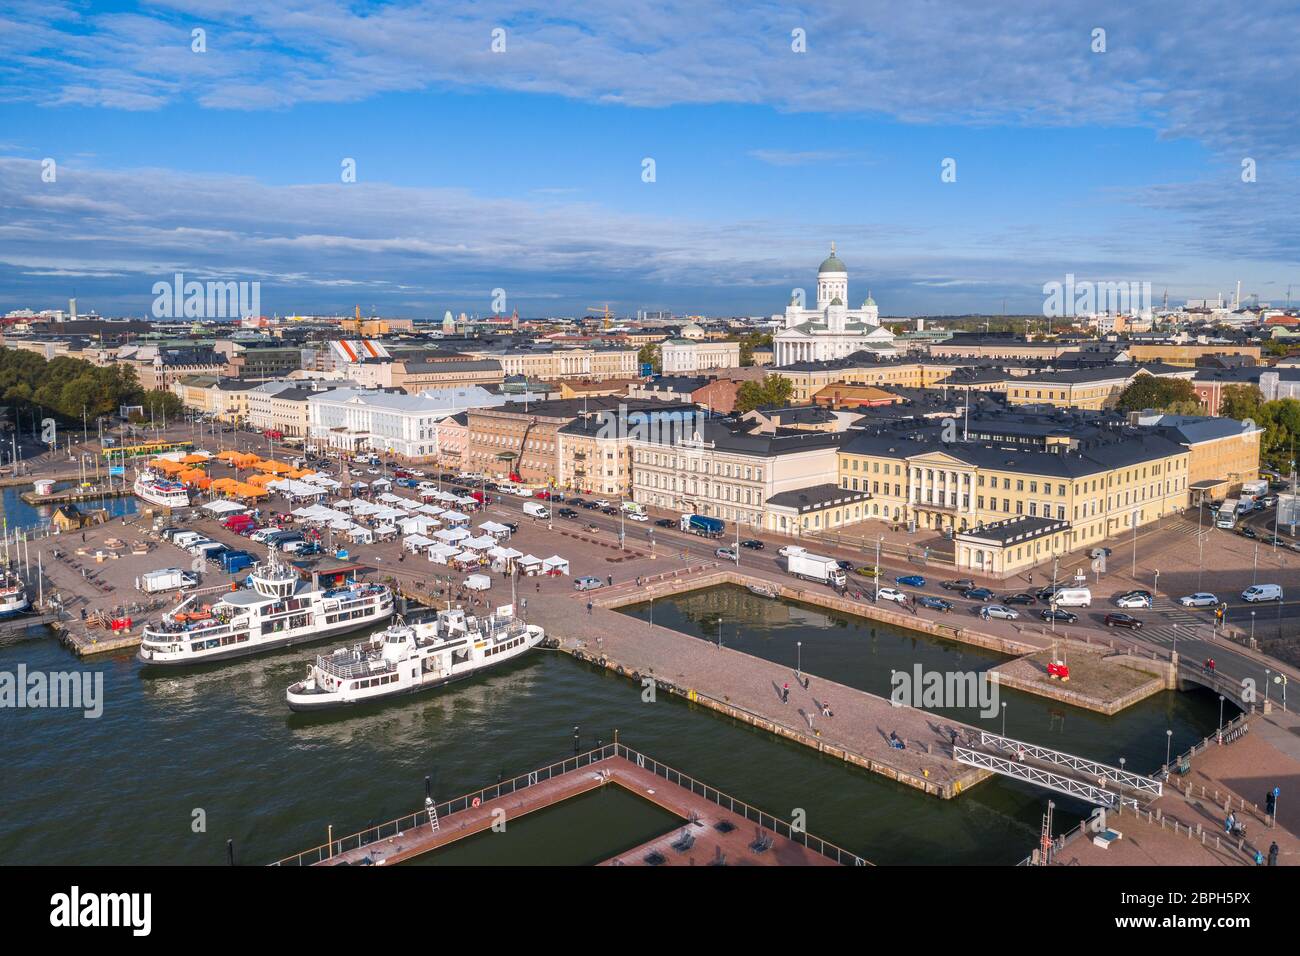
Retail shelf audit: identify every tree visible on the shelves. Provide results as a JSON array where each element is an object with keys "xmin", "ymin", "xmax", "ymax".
[
  {"xmin": 1219, "ymin": 384, "xmax": 1263, "ymax": 422},
  {"xmin": 636, "ymin": 343, "xmax": 661, "ymax": 374},
  {"xmin": 734, "ymin": 375, "xmax": 794, "ymax": 413},
  {"xmin": 737, "ymin": 332, "xmax": 772, "ymax": 367},
  {"xmin": 1115, "ymin": 375, "xmax": 1199, "ymax": 413}
]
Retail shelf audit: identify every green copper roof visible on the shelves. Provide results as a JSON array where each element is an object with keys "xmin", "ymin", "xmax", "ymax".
[{"xmin": 818, "ymin": 254, "xmax": 847, "ymax": 274}]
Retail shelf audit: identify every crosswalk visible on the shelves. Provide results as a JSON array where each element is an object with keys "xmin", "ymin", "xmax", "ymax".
[{"xmin": 1139, "ymin": 600, "xmax": 1214, "ymax": 644}]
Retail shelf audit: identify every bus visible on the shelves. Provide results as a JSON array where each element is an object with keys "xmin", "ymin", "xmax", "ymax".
[
  {"xmin": 102, "ymin": 439, "xmax": 195, "ymax": 460},
  {"xmin": 1215, "ymin": 499, "xmax": 1238, "ymax": 530}
]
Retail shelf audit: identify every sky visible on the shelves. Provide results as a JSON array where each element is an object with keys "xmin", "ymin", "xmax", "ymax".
[{"xmin": 0, "ymin": 0, "xmax": 1297, "ymax": 319}]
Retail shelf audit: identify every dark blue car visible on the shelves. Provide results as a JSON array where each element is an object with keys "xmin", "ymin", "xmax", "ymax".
[
  {"xmin": 918, "ymin": 595, "xmax": 952, "ymax": 612},
  {"xmin": 896, "ymin": 574, "xmax": 925, "ymax": 587}
]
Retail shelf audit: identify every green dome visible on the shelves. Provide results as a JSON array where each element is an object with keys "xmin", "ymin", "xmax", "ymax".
[{"xmin": 818, "ymin": 253, "xmax": 847, "ymax": 274}]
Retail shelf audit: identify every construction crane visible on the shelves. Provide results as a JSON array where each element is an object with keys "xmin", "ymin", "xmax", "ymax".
[{"xmin": 587, "ymin": 303, "xmax": 615, "ymax": 329}]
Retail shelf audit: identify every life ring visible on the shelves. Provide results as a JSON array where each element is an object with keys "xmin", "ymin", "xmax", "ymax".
[
  {"xmin": 471, "ymin": 797, "xmax": 481, "ymax": 808},
  {"xmin": 616, "ymin": 664, "xmax": 626, "ymax": 676},
  {"xmin": 632, "ymin": 671, "xmax": 642, "ymax": 683},
  {"xmin": 598, "ymin": 657, "xmax": 608, "ymax": 668}
]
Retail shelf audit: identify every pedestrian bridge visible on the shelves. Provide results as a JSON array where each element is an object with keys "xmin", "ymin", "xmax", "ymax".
[{"xmin": 954, "ymin": 731, "xmax": 1162, "ymax": 809}]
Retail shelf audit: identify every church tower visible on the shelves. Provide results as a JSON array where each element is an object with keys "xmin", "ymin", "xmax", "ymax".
[{"xmin": 816, "ymin": 242, "xmax": 848, "ymax": 310}]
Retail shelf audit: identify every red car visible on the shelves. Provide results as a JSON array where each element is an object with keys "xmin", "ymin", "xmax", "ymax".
[
  {"xmin": 534, "ymin": 490, "xmax": 551, "ymax": 500},
  {"xmin": 263, "ymin": 429, "xmax": 283, "ymax": 440}
]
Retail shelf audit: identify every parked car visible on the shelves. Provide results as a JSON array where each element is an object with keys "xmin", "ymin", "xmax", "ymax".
[
  {"xmin": 855, "ymin": 565, "xmax": 881, "ymax": 579},
  {"xmin": 1262, "ymin": 495, "xmax": 1278, "ymax": 508},
  {"xmin": 1036, "ymin": 586, "xmax": 1063, "ymax": 602},
  {"xmin": 1239, "ymin": 526, "xmax": 1258, "ymax": 539},
  {"xmin": 715, "ymin": 547, "xmax": 738, "ymax": 561},
  {"xmin": 1002, "ymin": 593, "xmax": 1036, "ymax": 606},
  {"xmin": 980, "ymin": 604, "xmax": 1019, "ymax": 620},
  {"xmin": 574, "ymin": 576, "xmax": 603, "ymax": 591},
  {"xmin": 594, "ymin": 500, "xmax": 611, "ymax": 508},
  {"xmin": 941, "ymin": 579, "xmax": 974, "ymax": 591},
  {"xmin": 1179, "ymin": 592, "xmax": 1218, "ymax": 607},
  {"xmin": 654, "ymin": 518, "xmax": 675, "ymax": 528},
  {"xmin": 877, "ymin": 587, "xmax": 908, "ymax": 604},
  {"xmin": 963, "ymin": 586, "xmax": 994, "ymax": 601},
  {"xmin": 740, "ymin": 539, "xmax": 764, "ymax": 550},
  {"xmin": 918, "ymin": 596, "xmax": 953, "ymax": 613},
  {"xmin": 557, "ymin": 508, "xmax": 578, "ymax": 518},
  {"xmin": 580, "ymin": 500, "xmax": 600, "ymax": 510},
  {"xmin": 502, "ymin": 522, "xmax": 519, "ymax": 533},
  {"xmin": 895, "ymin": 574, "xmax": 925, "ymax": 587},
  {"xmin": 601, "ymin": 506, "xmax": 618, "ymax": 516},
  {"xmin": 627, "ymin": 512, "xmax": 648, "ymax": 522},
  {"xmin": 1104, "ymin": 613, "xmax": 1143, "ymax": 629},
  {"xmin": 1116, "ymin": 591, "xmax": 1153, "ymax": 609},
  {"xmin": 1039, "ymin": 608, "xmax": 1078, "ymax": 624}
]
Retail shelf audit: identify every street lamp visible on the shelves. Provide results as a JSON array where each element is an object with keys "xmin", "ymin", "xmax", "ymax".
[
  {"xmin": 1165, "ymin": 729, "xmax": 1173, "ymax": 770},
  {"xmin": 1218, "ymin": 695, "xmax": 1225, "ymax": 731},
  {"xmin": 796, "ymin": 640, "xmax": 802, "ymax": 681},
  {"xmin": 1001, "ymin": 701, "xmax": 1007, "ymax": 737},
  {"xmin": 1251, "ymin": 611, "xmax": 1257, "ymax": 646}
]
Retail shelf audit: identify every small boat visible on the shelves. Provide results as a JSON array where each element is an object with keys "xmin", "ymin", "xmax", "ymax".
[{"xmin": 747, "ymin": 583, "xmax": 779, "ymax": 599}]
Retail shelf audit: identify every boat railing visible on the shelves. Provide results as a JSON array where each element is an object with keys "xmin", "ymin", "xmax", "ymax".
[{"xmin": 314, "ymin": 653, "xmax": 396, "ymax": 680}]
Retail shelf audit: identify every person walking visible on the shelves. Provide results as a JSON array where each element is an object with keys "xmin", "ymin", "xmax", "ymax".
[
  {"xmin": 1268, "ymin": 841, "xmax": 1279, "ymax": 866},
  {"xmin": 586, "ymin": 601, "xmax": 593, "ymax": 616},
  {"xmin": 781, "ymin": 682, "xmax": 789, "ymax": 704}
]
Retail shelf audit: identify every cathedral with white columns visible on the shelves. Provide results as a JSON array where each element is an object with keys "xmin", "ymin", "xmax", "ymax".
[{"xmin": 772, "ymin": 244, "xmax": 897, "ymax": 366}]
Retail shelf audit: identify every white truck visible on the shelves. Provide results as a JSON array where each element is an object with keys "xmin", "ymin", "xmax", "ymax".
[
  {"xmin": 1242, "ymin": 479, "xmax": 1268, "ymax": 500},
  {"xmin": 786, "ymin": 551, "xmax": 846, "ymax": 588},
  {"xmin": 1216, "ymin": 498, "xmax": 1239, "ymax": 529},
  {"xmin": 523, "ymin": 501, "xmax": 550, "ymax": 519},
  {"xmin": 138, "ymin": 568, "xmax": 197, "ymax": 594}
]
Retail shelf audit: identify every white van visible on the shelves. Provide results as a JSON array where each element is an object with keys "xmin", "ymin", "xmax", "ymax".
[
  {"xmin": 1242, "ymin": 584, "xmax": 1283, "ymax": 603},
  {"xmin": 523, "ymin": 501, "xmax": 550, "ymax": 519},
  {"xmin": 172, "ymin": 531, "xmax": 205, "ymax": 549},
  {"xmin": 1050, "ymin": 588, "xmax": 1093, "ymax": 608}
]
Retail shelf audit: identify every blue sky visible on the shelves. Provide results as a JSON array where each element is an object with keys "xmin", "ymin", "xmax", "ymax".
[{"xmin": 0, "ymin": 0, "xmax": 1296, "ymax": 318}]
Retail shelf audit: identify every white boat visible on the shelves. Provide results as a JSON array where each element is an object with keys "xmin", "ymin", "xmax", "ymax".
[
  {"xmin": 0, "ymin": 572, "xmax": 31, "ymax": 618},
  {"xmin": 285, "ymin": 605, "xmax": 544, "ymax": 712},
  {"xmin": 133, "ymin": 468, "xmax": 191, "ymax": 509},
  {"xmin": 137, "ymin": 557, "xmax": 394, "ymax": 665}
]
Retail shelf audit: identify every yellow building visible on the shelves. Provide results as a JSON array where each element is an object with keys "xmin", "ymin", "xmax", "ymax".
[
  {"xmin": 837, "ymin": 432, "xmax": 1191, "ymax": 568},
  {"xmin": 1004, "ymin": 366, "xmax": 1195, "ymax": 410}
]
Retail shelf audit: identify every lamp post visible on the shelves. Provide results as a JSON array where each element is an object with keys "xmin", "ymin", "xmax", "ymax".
[
  {"xmin": 1218, "ymin": 695, "xmax": 1225, "ymax": 731},
  {"xmin": 1119, "ymin": 757, "xmax": 1127, "ymax": 810},
  {"xmin": 1165, "ymin": 729, "xmax": 1173, "ymax": 771},
  {"xmin": 796, "ymin": 640, "xmax": 802, "ymax": 681},
  {"xmin": 1251, "ymin": 611, "xmax": 1257, "ymax": 646},
  {"xmin": 1001, "ymin": 701, "xmax": 1007, "ymax": 737}
]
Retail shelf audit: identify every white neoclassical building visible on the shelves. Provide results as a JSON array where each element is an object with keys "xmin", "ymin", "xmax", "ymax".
[
  {"xmin": 773, "ymin": 244, "xmax": 897, "ymax": 365},
  {"xmin": 661, "ymin": 338, "xmax": 742, "ymax": 374}
]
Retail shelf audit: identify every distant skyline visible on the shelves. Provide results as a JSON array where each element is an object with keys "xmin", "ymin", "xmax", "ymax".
[{"xmin": 1, "ymin": 1, "xmax": 1296, "ymax": 318}]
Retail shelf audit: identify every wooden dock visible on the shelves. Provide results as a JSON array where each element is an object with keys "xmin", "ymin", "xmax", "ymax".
[
  {"xmin": 272, "ymin": 743, "xmax": 865, "ymax": 866},
  {"xmin": 20, "ymin": 486, "xmax": 131, "ymax": 506}
]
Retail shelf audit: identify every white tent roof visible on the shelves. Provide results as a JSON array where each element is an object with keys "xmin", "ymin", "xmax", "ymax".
[
  {"xmin": 370, "ymin": 477, "xmax": 392, "ymax": 487},
  {"xmin": 461, "ymin": 535, "xmax": 497, "ymax": 550},
  {"xmin": 403, "ymin": 533, "xmax": 434, "ymax": 548},
  {"xmin": 450, "ymin": 550, "xmax": 479, "ymax": 562},
  {"xmin": 517, "ymin": 553, "xmax": 543, "ymax": 566},
  {"xmin": 417, "ymin": 503, "xmax": 445, "ymax": 515},
  {"xmin": 542, "ymin": 555, "xmax": 569, "ymax": 568},
  {"xmin": 330, "ymin": 518, "xmax": 353, "ymax": 531},
  {"xmin": 442, "ymin": 510, "xmax": 470, "ymax": 522},
  {"xmin": 203, "ymin": 500, "xmax": 246, "ymax": 515},
  {"xmin": 427, "ymin": 543, "xmax": 459, "ymax": 561},
  {"xmin": 479, "ymin": 520, "xmax": 510, "ymax": 534},
  {"xmin": 488, "ymin": 546, "xmax": 523, "ymax": 560},
  {"xmin": 455, "ymin": 495, "xmax": 479, "ymax": 506},
  {"xmin": 377, "ymin": 492, "xmax": 405, "ymax": 504},
  {"xmin": 434, "ymin": 527, "xmax": 470, "ymax": 543}
]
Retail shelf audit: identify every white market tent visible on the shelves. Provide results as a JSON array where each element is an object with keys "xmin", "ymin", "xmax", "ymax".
[
  {"xmin": 487, "ymin": 545, "xmax": 523, "ymax": 560},
  {"xmin": 416, "ymin": 503, "xmax": 445, "ymax": 515},
  {"xmin": 347, "ymin": 525, "xmax": 374, "ymax": 543},
  {"xmin": 203, "ymin": 500, "xmax": 246, "ymax": 515},
  {"xmin": 460, "ymin": 534, "xmax": 497, "ymax": 551},
  {"xmin": 517, "ymin": 554, "xmax": 544, "ymax": 575},
  {"xmin": 403, "ymin": 533, "xmax": 434, "ymax": 552},
  {"xmin": 330, "ymin": 517, "xmax": 354, "ymax": 531},
  {"xmin": 434, "ymin": 527, "xmax": 471, "ymax": 544},
  {"xmin": 377, "ymin": 492, "xmax": 406, "ymax": 504},
  {"xmin": 478, "ymin": 520, "xmax": 511, "ymax": 537},
  {"xmin": 427, "ymin": 543, "xmax": 459, "ymax": 563},
  {"xmin": 542, "ymin": 555, "xmax": 570, "ymax": 575},
  {"xmin": 441, "ymin": 510, "xmax": 470, "ymax": 525},
  {"xmin": 400, "ymin": 515, "xmax": 438, "ymax": 535}
]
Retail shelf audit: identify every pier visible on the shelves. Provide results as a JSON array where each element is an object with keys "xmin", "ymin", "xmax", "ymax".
[
  {"xmin": 272, "ymin": 742, "xmax": 865, "ymax": 866},
  {"xmin": 19, "ymin": 486, "xmax": 131, "ymax": 506}
]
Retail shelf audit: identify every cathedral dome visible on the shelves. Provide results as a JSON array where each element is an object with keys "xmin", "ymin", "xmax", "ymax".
[{"xmin": 818, "ymin": 252, "xmax": 847, "ymax": 274}]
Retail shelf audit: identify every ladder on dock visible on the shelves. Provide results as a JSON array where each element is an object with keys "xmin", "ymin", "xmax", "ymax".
[
  {"xmin": 425, "ymin": 796, "xmax": 440, "ymax": 833},
  {"xmin": 954, "ymin": 731, "xmax": 1162, "ymax": 809}
]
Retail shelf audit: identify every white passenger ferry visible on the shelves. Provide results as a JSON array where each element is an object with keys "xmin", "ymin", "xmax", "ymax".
[
  {"xmin": 133, "ymin": 468, "xmax": 192, "ymax": 509},
  {"xmin": 284, "ymin": 605, "xmax": 544, "ymax": 712},
  {"xmin": 138, "ymin": 558, "xmax": 394, "ymax": 665},
  {"xmin": 0, "ymin": 571, "xmax": 31, "ymax": 618}
]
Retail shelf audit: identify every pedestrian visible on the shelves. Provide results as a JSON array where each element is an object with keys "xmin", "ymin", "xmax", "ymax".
[
  {"xmin": 535, "ymin": 581, "xmax": 540, "ymax": 593},
  {"xmin": 586, "ymin": 601, "xmax": 593, "ymax": 616},
  {"xmin": 781, "ymin": 682, "xmax": 789, "ymax": 704},
  {"xmin": 1269, "ymin": 841, "xmax": 1279, "ymax": 866},
  {"xmin": 1225, "ymin": 812, "xmax": 1236, "ymax": 834},
  {"xmin": 607, "ymin": 574, "xmax": 613, "ymax": 587}
]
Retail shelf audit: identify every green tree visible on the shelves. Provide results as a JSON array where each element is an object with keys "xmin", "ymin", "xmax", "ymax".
[
  {"xmin": 1115, "ymin": 375, "xmax": 1199, "ymax": 413},
  {"xmin": 636, "ymin": 343, "xmax": 661, "ymax": 374},
  {"xmin": 1219, "ymin": 384, "xmax": 1263, "ymax": 422},
  {"xmin": 734, "ymin": 375, "xmax": 794, "ymax": 413},
  {"xmin": 737, "ymin": 332, "xmax": 772, "ymax": 367}
]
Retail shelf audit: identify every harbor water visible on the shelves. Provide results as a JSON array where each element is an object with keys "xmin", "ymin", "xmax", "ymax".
[{"xmin": 0, "ymin": 584, "xmax": 1223, "ymax": 865}]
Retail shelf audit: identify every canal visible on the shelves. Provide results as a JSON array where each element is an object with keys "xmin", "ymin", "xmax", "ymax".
[{"xmin": 0, "ymin": 585, "xmax": 1224, "ymax": 866}]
